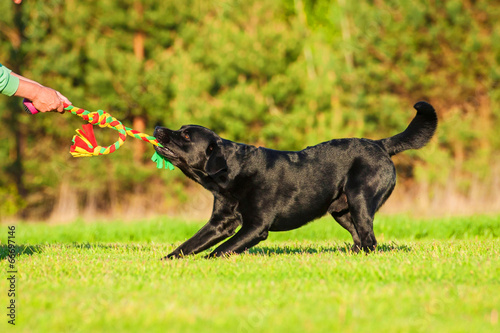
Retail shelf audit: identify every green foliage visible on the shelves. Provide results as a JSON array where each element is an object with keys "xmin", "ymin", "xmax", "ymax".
[
  {"xmin": 0, "ymin": 0, "xmax": 499, "ymax": 218},
  {"xmin": 0, "ymin": 184, "xmax": 24, "ymax": 217}
]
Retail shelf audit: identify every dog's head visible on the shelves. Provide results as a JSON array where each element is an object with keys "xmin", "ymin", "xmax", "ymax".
[{"xmin": 154, "ymin": 125, "xmax": 229, "ymax": 188}]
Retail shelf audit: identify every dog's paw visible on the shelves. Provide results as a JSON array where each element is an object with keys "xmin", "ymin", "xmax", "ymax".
[
  {"xmin": 362, "ymin": 244, "xmax": 377, "ymax": 253},
  {"xmin": 350, "ymin": 242, "xmax": 376, "ymax": 254},
  {"xmin": 360, "ymin": 241, "xmax": 377, "ymax": 253},
  {"xmin": 350, "ymin": 244, "xmax": 361, "ymax": 253},
  {"xmin": 206, "ymin": 250, "xmax": 235, "ymax": 259},
  {"xmin": 161, "ymin": 251, "xmax": 183, "ymax": 260},
  {"xmin": 359, "ymin": 234, "xmax": 377, "ymax": 253}
]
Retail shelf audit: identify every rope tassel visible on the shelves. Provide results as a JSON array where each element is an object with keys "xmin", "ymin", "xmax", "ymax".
[{"xmin": 71, "ymin": 124, "xmax": 99, "ymax": 156}]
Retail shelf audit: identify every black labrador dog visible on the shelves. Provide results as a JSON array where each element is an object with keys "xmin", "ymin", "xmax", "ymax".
[{"xmin": 154, "ymin": 101, "xmax": 437, "ymax": 258}]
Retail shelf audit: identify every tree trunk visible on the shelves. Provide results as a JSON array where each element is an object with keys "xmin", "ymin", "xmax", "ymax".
[
  {"xmin": 133, "ymin": 1, "xmax": 146, "ymax": 164},
  {"xmin": 132, "ymin": 115, "xmax": 147, "ymax": 162}
]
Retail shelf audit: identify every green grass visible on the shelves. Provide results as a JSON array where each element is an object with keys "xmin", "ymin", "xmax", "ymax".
[{"xmin": 1, "ymin": 215, "xmax": 499, "ymax": 333}]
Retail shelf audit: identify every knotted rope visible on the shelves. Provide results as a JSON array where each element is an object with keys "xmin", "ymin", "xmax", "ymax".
[
  {"xmin": 24, "ymin": 99, "xmax": 173, "ymax": 170},
  {"xmin": 66, "ymin": 104, "xmax": 174, "ymax": 170}
]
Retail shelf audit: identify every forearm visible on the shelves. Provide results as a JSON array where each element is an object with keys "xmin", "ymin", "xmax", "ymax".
[
  {"xmin": 11, "ymin": 74, "xmax": 41, "ymax": 99},
  {"xmin": 11, "ymin": 72, "xmax": 43, "ymax": 88},
  {"xmin": 0, "ymin": 67, "xmax": 43, "ymax": 99},
  {"xmin": 0, "ymin": 65, "xmax": 70, "ymax": 112},
  {"xmin": 11, "ymin": 73, "xmax": 44, "ymax": 101}
]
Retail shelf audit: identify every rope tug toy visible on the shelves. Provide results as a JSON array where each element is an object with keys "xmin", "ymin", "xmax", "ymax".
[{"xmin": 23, "ymin": 99, "xmax": 174, "ymax": 170}]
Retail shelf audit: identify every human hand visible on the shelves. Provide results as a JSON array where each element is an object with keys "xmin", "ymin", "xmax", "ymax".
[
  {"xmin": 32, "ymin": 86, "xmax": 71, "ymax": 113},
  {"xmin": 11, "ymin": 72, "xmax": 72, "ymax": 113}
]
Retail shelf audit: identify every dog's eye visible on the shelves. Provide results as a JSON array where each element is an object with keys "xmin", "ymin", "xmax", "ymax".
[
  {"xmin": 206, "ymin": 143, "xmax": 215, "ymax": 155},
  {"xmin": 182, "ymin": 132, "xmax": 190, "ymax": 140}
]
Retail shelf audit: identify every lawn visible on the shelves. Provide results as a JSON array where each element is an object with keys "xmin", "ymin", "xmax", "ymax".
[{"xmin": 1, "ymin": 215, "xmax": 499, "ymax": 332}]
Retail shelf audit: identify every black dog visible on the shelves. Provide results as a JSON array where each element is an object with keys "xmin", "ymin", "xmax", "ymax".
[{"xmin": 154, "ymin": 102, "xmax": 437, "ymax": 258}]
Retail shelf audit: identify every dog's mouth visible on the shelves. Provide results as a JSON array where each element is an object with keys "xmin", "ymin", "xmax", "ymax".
[
  {"xmin": 153, "ymin": 127, "xmax": 177, "ymax": 158},
  {"xmin": 154, "ymin": 144, "xmax": 177, "ymax": 159}
]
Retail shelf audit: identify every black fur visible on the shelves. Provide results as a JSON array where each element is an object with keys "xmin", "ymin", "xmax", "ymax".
[{"xmin": 154, "ymin": 101, "xmax": 437, "ymax": 258}]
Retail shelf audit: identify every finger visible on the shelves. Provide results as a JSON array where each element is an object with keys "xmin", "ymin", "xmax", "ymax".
[
  {"xmin": 56, "ymin": 91, "xmax": 72, "ymax": 105},
  {"xmin": 56, "ymin": 100, "xmax": 64, "ymax": 113},
  {"xmin": 33, "ymin": 101, "xmax": 49, "ymax": 113}
]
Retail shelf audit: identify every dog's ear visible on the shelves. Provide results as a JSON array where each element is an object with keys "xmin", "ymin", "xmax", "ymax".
[{"xmin": 205, "ymin": 141, "xmax": 229, "ymax": 188}]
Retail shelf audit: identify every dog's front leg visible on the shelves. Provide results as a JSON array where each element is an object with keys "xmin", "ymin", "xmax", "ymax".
[
  {"xmin": 165, "ymin": 219, "xmax": 239, "ymax": 259},
  {"xmin": 207, "ymin": 224, "xmax": 269, "ymax": 257},
  {"xmin": 164, "ymin": 199, "xmax": 241, "ymax": 259}
]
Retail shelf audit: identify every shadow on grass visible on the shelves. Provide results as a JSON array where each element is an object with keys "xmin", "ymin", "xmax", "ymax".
[
  {"xmin": 0, "ymin": 244, "xmax": 44, "ymax": 260},
  {"xmin": 0, "ymin": 242, "xmax": 413, "ymax": 260},
  {"xmin": 0, "ymin": 242, "xmax": 168, "ymax": 261},
  {"xmin": 249, "ymin": 242, "xmax": 412, "ymax": 256},
  {"xmin": 68, "ymin": 242, "xmax": 161, "ymax": 251},
  {"xmin": 62, "ymin": 242, "xmax": 413, "ymax": 258},
  {"xmin": 377, "ymin": 242, "xmax": 413, "ymax": 253}
]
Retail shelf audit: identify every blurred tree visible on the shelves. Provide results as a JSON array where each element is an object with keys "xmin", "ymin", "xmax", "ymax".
[{"xmin": 0, "ymin": 0, "xmax": 498, "ymax": 219}]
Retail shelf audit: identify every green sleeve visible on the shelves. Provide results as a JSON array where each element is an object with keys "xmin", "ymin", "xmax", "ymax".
[{"xmin": 0, "ymin": 63, "xmax": 20, "ymax": 96}]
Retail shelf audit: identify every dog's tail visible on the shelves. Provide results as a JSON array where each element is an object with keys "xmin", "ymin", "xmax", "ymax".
[{"xmin": 377, "ymin": 101, "xmax": 438, "ymax": 156}]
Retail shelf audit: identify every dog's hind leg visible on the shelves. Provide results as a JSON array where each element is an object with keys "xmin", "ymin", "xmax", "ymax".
[
  {"xmin": 343, "ymin": 195, "xmax": 377, "ymax": 252},
  {"xmin": 331, "ymin": 211, "xmax": 362, "ymax": 252},
  {"xmin": 342, "ymin": 158, "xmax": 396, "ymax": 252},
  {"xmin": 329, "ymin": 193, "xmax": 362, "ymax": 252},
  {"xmin": 344, "ymin": 187, "xmax": 395, "ymax": 252}
]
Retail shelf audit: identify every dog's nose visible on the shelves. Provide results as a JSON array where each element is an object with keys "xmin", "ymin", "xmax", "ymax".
[{"xmin": 154, "ymin": 126, "xmax": 170, "ymax": 143}]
